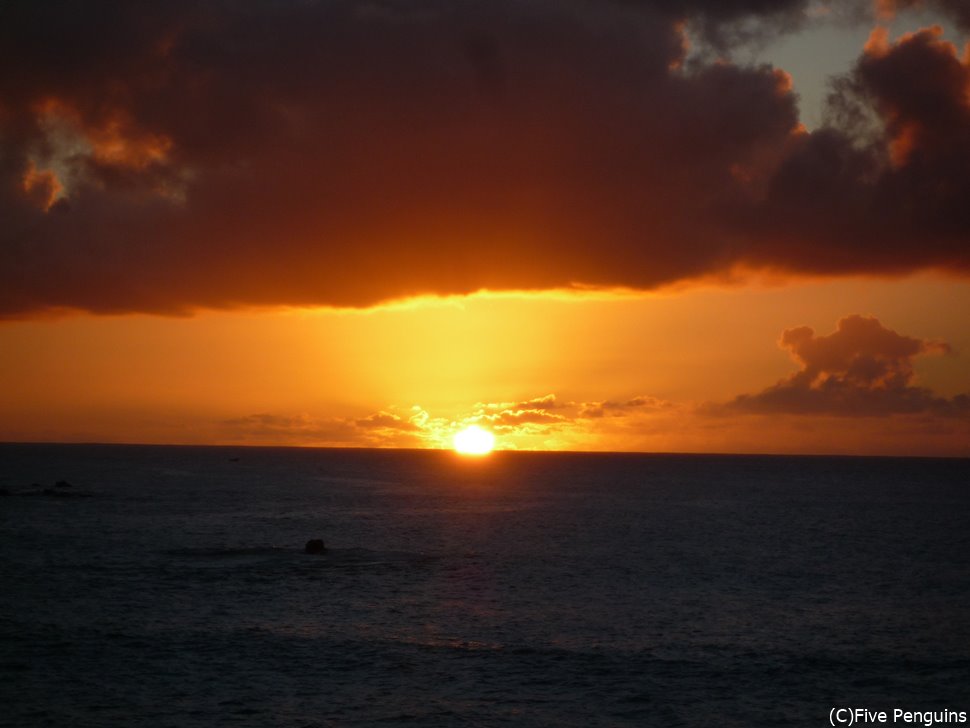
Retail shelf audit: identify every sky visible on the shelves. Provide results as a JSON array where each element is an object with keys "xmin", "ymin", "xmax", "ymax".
[{"xmin": 1, "ymin": 0, "xmax": 969, "ymax": 456}]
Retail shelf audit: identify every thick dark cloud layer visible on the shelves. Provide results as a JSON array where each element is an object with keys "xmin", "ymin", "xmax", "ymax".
[
  {"xmin": 725, "ymin": 315, "xmax": 970, "ymax": 416},
  {"xmin": 2, "ymin": 0, "xmax": 970, "ymax": 317}
]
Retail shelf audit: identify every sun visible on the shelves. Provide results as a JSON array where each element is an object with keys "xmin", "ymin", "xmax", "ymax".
[{"xmin": 453, "ymin": 425, "xmax": 496, "ymax": 455}]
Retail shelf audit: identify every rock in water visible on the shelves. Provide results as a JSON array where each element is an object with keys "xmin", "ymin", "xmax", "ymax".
[{"xmin": 305, "ymin": 539, "xmax": 326, "ymax": 554}]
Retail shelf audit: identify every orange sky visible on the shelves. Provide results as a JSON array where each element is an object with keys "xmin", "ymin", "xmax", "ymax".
[
  {"xmin": 2, "ymin": 274, "xmax": 968, "ymax": 456},
  {"xmin": 2, "ymin": 1, "xmax": 970, "ymax": 456}
]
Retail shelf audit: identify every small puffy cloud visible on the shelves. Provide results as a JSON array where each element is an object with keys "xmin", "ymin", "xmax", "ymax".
[
  {"xmin": 467, "ymin": 395, "xmax": 569, "ymax": 433},
  {"xmin": 478, "ymin": 409, "xmax": 568, "ymax": 429},
  {"xmin": 460, "ymin": 392, "xmax": 681, "ymax": 449},
  {"xmin": 476, "ymin": 394, "xmax": 561, "ymax": 412},
  {"xmin": 723, "ymin": 315, "xmax": 969, "ymax": 417}
]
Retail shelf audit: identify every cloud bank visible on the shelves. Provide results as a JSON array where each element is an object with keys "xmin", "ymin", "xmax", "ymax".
[
  {"xmin": 3, "ymin": 1, "xmax": 970, "ymax": 317},
  {"xmin": 219, "ymin": 313, "xmax": 967, "ymax": 451}
]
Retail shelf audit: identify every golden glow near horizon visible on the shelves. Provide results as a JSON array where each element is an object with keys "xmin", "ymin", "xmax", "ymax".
[
  {"xmin": 1, "ymin": 277, "xmax": 969, "ymax": 455},
  {"xmin": 453, "ymin": 425, "xmax": 496, "ymax": 455}
]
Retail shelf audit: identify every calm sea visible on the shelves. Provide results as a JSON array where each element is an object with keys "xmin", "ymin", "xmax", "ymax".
[{"xmin": 1, "ymin": 444, "xmax": 968, "ymax": 727}]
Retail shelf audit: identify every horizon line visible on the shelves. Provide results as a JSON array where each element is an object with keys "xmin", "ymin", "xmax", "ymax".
[{"xmin": 1, "ymin": 440, "xmax": 966, "ymax": 461}]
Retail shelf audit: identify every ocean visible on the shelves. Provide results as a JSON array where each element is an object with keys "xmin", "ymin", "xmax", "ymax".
[{"xmin": 1, "ymin": 444, "xmax": 968, "ymax": 727}]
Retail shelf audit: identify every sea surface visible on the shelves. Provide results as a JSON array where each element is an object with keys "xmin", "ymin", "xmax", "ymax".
[{"xmin": 1, "ymin": 444, "xmax": 968, "ymax": 727}]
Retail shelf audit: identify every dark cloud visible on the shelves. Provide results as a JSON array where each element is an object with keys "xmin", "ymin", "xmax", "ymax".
[
  {"xmin": 221, "ymin": 413, "xmax": 359, "ymax": 444},
  {"xmin": 622, "ymin": 0, "xmax": 808, "ymax": 16},
  {"xmin": 748, "ymin": 23, "xmax": 970, "ymax": 277},
  {"xmin": 355, "ymin": 411, "xmax": 421, "ymax": 432},
  {"xmin": 579, "ymin": 396, "xmax": 671, "ymax": 418},
  {"xmin": 876, "ymin": 0, "xmax": 970, "ymax": 30},
  {"xmin": 222, "ymin": 409, "xmax": 426, "ymax": 446},
  {"xmin": 933, "ymin": 0, "xmax": 970, "ymax": 28},
  {"xmin": 2, "ymin": 1, "xmax": 970, "ymax": 318},
  {"xmin": 723, "ymin": 315, "xmax": 970, "ymax": 417},
  {"xmin": 619, "ymin": 0, "xmax": 814, "ymax": 51}
]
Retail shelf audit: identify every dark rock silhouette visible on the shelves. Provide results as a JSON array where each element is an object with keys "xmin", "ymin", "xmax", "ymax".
[
  {"xmin": 304, "ymin": 539, "xmax": 326, "ymax": 554},
  {"xmin": 55, "ymin": 480, "xmax": 72, "ymax": 488}
]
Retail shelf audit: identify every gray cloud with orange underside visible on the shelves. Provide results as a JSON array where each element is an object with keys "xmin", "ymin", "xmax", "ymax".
[
  {"xmin": 721, "ymin": 315, "xmax": 970, "ymax": 417},
  {"xmin": 2, "ymin": 1, "xmax": 970, "ymax": 318}
]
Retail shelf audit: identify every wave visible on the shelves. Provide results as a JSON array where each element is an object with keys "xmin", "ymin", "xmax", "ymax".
[{"xmin": 162, "ymin": 546, "xmax": 440, "ymax": 569}]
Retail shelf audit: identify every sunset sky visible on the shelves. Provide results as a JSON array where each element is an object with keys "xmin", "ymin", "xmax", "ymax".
[{"xmin": 2, "ymin": 0, "xmax": 969, "ymax": 455}]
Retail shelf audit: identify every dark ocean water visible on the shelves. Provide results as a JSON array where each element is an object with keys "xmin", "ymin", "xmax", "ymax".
[{"xmin": 1, "ymin": 444, "xmax": 968, "ymax": 727}]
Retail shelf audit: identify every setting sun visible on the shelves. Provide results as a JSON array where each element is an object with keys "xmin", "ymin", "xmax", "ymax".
[{"xmin": 453, "ymin": 425, "xmax": 496, "ymax": 455}]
